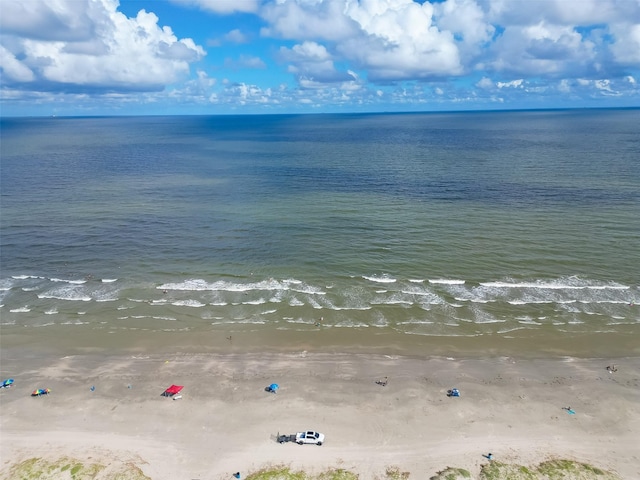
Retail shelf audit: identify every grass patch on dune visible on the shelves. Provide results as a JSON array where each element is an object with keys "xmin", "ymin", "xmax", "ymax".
[
  {"xmin": 535, "ymin": 459, "xmax": 616, "ymax": 479},
  {"xmin": 244, "ymin": 465, "xmax": 408, "ymax": 480},
  {"xmin": 382, "ymin": 466, "xmax": 411, "ymax": 479},
  {"xmin": 479, "ymin": 462, "xmax": 538, "ymax": 480},
  {"xmin": 2, "ymin": 458, "xmax": 620, "ymax": 480},
  {"xmin": 479, "ymin": 460, "xmax": 620, "ymax": 480},
  {"xmin": 244, "ymin": 466, "xmax": 307, "ymax": 480},
  {"xmin": 317, "ymin": 469, "xmax": 359, "ymax": 480},
  {"xmin": 245, "ymin": 466, "xmax": 358, "ymax": 480},
  {"xmin": 430, "ymin": 467, "xmax": 472, "ymax": 480},
  {"xmin": 243, "ymin": 460, "xmax": 620, "ymax": 480},
  {"xmin": 2, "ymin": 457, "xmax": 150, "ymax": 480},
  {"xmin": 3, "ymin": 457, "xmax": 104, "ymax": 480}
]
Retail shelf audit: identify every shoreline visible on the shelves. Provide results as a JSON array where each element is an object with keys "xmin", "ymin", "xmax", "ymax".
[
  {"xmin": 2, "ymin": 324, "xmax": 640, "ymax": 360},
  {"xmin": 1, "ymin": 349, "xmax": 639, "ymax": 479}
]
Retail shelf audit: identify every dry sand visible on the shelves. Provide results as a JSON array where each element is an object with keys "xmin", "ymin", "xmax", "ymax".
[{"xmin": 0, "ymin": 351, "xmax": 639, "ymax": 479}]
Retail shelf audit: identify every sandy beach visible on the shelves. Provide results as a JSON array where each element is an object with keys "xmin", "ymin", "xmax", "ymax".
[{"xmin": 1, "ymin": 349, "xmax": 638, "ymax": 479}]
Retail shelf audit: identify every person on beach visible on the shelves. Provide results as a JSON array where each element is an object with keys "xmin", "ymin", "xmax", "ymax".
[
  {"xmin": 483, "ymin": 453, "xmax": 493, "ymax": 460},
  {"xmin": 233, "ymin": 473, "xmax": 241, "ymax": 479}
]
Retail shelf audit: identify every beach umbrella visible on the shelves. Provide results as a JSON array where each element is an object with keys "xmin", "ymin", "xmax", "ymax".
[
  {"xmin": 269, "ymin": 383, "xmax": 279, "ymax": 393},
  {"xmin": 31, "ymin": 388, "xmax": 50, "ymax": 396}
]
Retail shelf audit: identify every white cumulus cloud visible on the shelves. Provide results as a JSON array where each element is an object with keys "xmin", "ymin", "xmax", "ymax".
[
  {"xmin": 263, "ymin": 0, "xmax": 466, "ymax": 82},
  {"xmin": 3, "ymin": 0, "xmax": 640, "ymax": 113},
  {"xmin": 341, "ymin": 0, "xmax": 463, "ymax": 80},
  {"xmin": 167, "ymin": 0, "xmax": 259, "ymax": 14},
  {"xmin": 260, "ymin": 0, "xmax": 640, "ymax": 85},
  {"xmin": 610, "ymin": 23, "xmax": 640, "ymax": 65},
  {"xmin": 0, "ymin": 45, "xmax": 36, "ymax": 83},
  {"xmin": 0, "ymin": 0, "xmax": 205, "ymax": 92},
  {"xmin": 279, "ymin": 41, "xmax": 353, "ymax": 83}
]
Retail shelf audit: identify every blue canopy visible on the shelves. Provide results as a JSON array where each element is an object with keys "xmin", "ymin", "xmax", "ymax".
[
  {"xmin": 1, "ymin": 379, "xmax": 14, "ymax": 388},
  {"xmin": 269, "ymin": 383, "xmax": 279, "ymax": 391}
]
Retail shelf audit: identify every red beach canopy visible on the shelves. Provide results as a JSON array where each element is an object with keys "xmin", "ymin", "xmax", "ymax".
[{"xmin": 164, "ymin": 385, "xmax": 183, "ymax": 395}]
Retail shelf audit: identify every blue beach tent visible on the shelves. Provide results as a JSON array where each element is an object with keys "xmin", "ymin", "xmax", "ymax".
[{"xmin": 268, "ymin": 383, "xmax": 279, "ymax": 393}]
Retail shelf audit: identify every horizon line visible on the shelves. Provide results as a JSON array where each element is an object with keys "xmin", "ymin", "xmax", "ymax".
[{"xmin": 2, "ymin": 105, "xmax": 639, "ymax": 119}]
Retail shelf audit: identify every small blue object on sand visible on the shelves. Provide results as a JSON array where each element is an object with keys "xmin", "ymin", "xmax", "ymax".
[
  {"xmin": 1, "ymin": 379, "xmax": 14, "ymax": 388},
  {"xmin": 567, "ymin": 409, "xmax": 575, "ymax": 414}
]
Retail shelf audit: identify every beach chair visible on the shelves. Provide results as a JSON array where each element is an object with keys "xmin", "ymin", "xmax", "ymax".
[{"xmin": 1, "ymin": 379, "xmax": 14, "ymax": 388}]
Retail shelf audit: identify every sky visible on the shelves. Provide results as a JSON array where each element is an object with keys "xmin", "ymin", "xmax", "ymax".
[{"xmin": 1, "ymin": 0, "xmax": 640, "ymax": 116}]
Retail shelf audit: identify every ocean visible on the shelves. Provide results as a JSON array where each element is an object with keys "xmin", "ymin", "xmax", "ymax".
[{"xmin": 1, "ymin": 109, "xmax": 639, "ymax": 356}]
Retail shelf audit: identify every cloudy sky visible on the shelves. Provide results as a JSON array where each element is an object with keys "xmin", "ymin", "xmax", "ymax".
[{"xmin": 1, "ymin": 0, "xmax": 639, "ymax": 115}]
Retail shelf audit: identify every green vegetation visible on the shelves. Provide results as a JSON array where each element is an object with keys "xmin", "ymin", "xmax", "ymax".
[
  {"xmin": 317, "ymin": 469, "xmax": 359, "ymax": 480},
  {"xmin": 2, "ymin": 457, "xmax": 150, "ymax": 480},
  {"xmin": 478, "ymin": 459, "xmax": 619, "ymax": 480},
  {"xmin": 536, "ymin": 460, "xmax": 614, "ymax": 479},
  {"xmin": 430, "ymin": 467, "xmax": 472, "ymax": 480},
  {"xmin": 243, "ymin": 465, "xmax": 412, "ymax": 480},
  {"xmin": 244, "ymin": 466, "xmax": 358, "ymax": 480},
  {"xmin": 3, "ymin": 457, "xmax": 104, "ymax": 480},
  {"xmin": 382, "ymin": 466, "xmax": 410, "ymax": 479},
  {"xmin": 1, "ymin": 458, "xmax": 621, "ymax": 480},
  {"xmin": 244, "ymin": 466, "xmax": 308, "ymax": 480},
  {"xmin": 242, "ymin": 460, "xmax": 620, "ymax": 480},
  {"xmin": 479, "ymin": 462, "xmax": 538, "ymax": 480}
]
